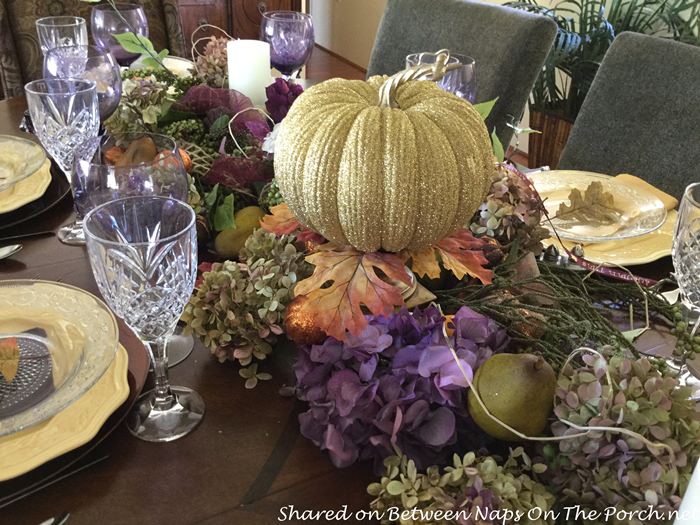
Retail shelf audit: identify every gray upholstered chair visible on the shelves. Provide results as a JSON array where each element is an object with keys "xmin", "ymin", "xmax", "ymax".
[
  {"xmin": 367, "ymin": 0, "xmax": 557, "ymax": 146},
  {"xmin": 0, "ymin": 0, "xmax": 186, "ymax": 99},
  {"xmin": 558, "ymin": 32, "xmax": 700, "ymax": 200}
]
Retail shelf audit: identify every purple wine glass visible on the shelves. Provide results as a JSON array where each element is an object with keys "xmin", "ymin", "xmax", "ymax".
[
  {"xmin": 91, "ymin": 3, "xmax": 149, "ymax": 66},
  {"xmin": 44, "ymin": 45, "xmax": 122, "ymax": 122},
  {"xmin": 72, "ymin": 133, "xmax": 188, "ymax": 219},
  {"xmin": 260, "ymin": 11, "xmax": 314, "ymax": 79},
  {"xmin": 406, "ymin": 52, "xmax": 477, "ymax": 103}
]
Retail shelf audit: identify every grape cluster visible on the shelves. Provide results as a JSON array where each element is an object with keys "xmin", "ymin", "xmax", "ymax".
[
  {"xmin": 670, "ymin": 304, "xmax": 700, "ymax": 359},
  {"xmin": 259, "ymin": 179, "xmax": 284, "ymax": 211},
  {"xmin": 122, "ymin": 67, "xmax": 199, "ymax": 97},
  {"xmin": 161, "ymin": 119, "xmax": 206, "ymax": 144}
]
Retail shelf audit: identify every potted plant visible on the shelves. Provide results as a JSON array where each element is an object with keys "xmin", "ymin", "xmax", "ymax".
[{"xmin": 506, "ymin": 0, "xmax": 699, "ymax": 168}]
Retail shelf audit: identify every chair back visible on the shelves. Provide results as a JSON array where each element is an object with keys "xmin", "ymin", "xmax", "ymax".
[
  {"xmin": 558, "ymin": 32, "xmax": 700, "ymax": 199},
  {"xmin": 367, "ymin": 0, "xmax": 557, "ymax": 145},
  {"xmin": 0, "ymin": 0, "xmax": 185, "ymax": 99}
]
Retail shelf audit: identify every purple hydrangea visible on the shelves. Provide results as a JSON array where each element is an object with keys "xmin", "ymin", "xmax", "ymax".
[
  {"xmin": 294, "ymin": 305, "xmax": 509, "ymax": 471},
  {"xmin": 265, "ymin": 78, "xmax": 304, "ymax": 123}
]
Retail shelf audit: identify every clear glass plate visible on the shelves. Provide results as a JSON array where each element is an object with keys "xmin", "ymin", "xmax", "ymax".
[
  {"xmin": 0, "ymin": 136, "xmax": 47, "ymax": 192},
  {"xmin": 0, "ymin": 280, "xmax": 119, "ymax": 436},
  {"xmin": 529, "ymin": 170, "xmax": 667, "ymax": 243}
]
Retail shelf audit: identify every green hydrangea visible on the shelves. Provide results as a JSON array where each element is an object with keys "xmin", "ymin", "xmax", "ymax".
[
  {"xmin": 541, "ymin": 350, "xmax": 700, "ymax": 524},
  {"xmin": 368, "ymin": 449, "xmax": 555, "ymax": 525},
  {"xmin": 181, "ymin": 230, "xmax": 311, "ymax": 387}
]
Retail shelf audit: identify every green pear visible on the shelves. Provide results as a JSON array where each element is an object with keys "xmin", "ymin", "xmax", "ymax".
[{"xmin": 468, "ymin": 353, "xmax": 556, "ymax": 441}]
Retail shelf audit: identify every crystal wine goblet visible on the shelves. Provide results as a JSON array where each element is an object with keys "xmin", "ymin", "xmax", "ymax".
[
  {"xmin": 35, "ymin": 16, "xmax": 88, "ymax": 55},
  {"xmin": 25, "ymin": 79, "xmax": 100, "ymax": 246},
  {"xmin": 406, "ymin": 51, "xmax": 477, "ymax": 103},
  {"xmin": 91, "ymin": 3, "xmax": 149, "ymax": 66},
  {"xmin": 84, "ymin": 196, "xmax": 205, "ymax": 442},
  {"xmin": 44, "ymin": 45, "xmax": 122, "ymax": 122},
  {"xmin": 671, "ymin": 182, "xmax": 700, "ymax": 399},
  {"xmin": 260, "ymin": 11, "xmax": 314, "ymax": 79},
  {"xmin": 73, "ymin": 132, "xmax": 194, "ymax": 366}
]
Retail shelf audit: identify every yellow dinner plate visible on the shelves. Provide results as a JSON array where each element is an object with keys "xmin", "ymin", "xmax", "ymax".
[
  {"xmin": 0, "ymin": 160, "xmax": 52, "ymax": 214},
  {"xmin": 544, "ymin": 210, "xmax": 676, "ymax": 266},
  {"xmin": 0, "ymin": 345, "xmax": 129, "ymax": 481}
]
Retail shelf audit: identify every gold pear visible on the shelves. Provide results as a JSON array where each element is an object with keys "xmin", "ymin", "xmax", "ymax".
[
  {"xmin": 214, "ymin": 206, "xmax": 266, "ymax": 259},
  {"xmin": 468, "ymin": 353, "xmax": 556, "ymax": 441}
]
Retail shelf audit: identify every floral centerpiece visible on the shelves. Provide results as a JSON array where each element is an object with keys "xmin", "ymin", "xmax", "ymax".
[{"xmin": 95, "ymin": 14, "xmax": 700, "ymax": 521}]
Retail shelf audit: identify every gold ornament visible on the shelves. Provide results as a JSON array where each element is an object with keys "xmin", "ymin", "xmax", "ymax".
[
  {"xmin": 284, "ymin": 295, "xmax": 326, "ymax": 345},
  {"xmin": 273, "ymin": 59, "xmax": 494, "ymax": 253}
]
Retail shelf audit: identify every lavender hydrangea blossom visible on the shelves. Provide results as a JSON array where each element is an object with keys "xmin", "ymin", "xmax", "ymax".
[{"xmin": 294, "ymin": 305, "xmax": 509, "ymax": 471}]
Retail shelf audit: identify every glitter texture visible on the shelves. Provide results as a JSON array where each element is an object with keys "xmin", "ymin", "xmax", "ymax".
[{"xmin": 273, "ymin": 75, "xmax": 494, "ymax": 253}]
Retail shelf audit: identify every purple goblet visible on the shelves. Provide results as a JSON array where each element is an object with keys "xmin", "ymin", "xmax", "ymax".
[
  {"xmin": 260, "ymin": 11, "xmax": 314, "ymax": 79},
  {"xmin": 91, "ymin": 3, "xmax": 149, "ymax": 66}
]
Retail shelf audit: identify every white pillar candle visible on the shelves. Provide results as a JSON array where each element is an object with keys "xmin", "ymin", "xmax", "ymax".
[
  {"xmin": 227, "ymin": 39, "xmax": 272, "ymax": 107},
  {"xmin": 675, "ymin": 459, "xmax": 700, "ymax": 524}
]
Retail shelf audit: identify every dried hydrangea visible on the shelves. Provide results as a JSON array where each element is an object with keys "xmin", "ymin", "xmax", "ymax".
[
  {"xmin": 470, "ymin": 165, "xmax": 550, "ymax": 255},
  {"xmin": 105, "ymin": 74, "xmax": 176, "ymax": 134},
  {"xmin": 181, "ymin": 229, "xmax": 311, "ymax": 387},
  {"xmin": 368, "ymin": 449, "xmax": 555, "ymax": 525},
  {"xmin": 294, "ymin": 305, "xmax": 509, "ymax": 471},
  {"xmin": 540, "ymin": 351, "xmax": 700, "ymax": 523},
  {"xmin": 195, "ymin": 36, "xmax": 228, "ymax": 87}
]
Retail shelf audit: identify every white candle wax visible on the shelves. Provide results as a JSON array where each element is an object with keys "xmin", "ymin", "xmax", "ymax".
[
  {"xmin": 675, "ymin": 459, "xmax": 700, "ymax": 524},
  {"xmin": 227, "ymin": 39, "xmax": 272, "ymax": 107}
]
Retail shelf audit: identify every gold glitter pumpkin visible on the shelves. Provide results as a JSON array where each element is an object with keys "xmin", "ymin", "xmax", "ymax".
[{"xmin": 273, "ymin": 71, "xmax": 494, "ymax": 253}]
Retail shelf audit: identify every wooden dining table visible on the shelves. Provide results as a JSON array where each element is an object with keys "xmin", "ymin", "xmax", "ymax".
[{"xmin": 0, "ymin": 96, "xmax": 375, "ymax": 525}]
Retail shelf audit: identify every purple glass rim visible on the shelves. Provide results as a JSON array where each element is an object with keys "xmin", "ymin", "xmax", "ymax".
[
  {"xmin": 92, "ymin": 3, "xmax": 143, "ymax": 12},
  {"xmin": 262, "ymin": 10, "xmax": 312, "ymax": 21}
]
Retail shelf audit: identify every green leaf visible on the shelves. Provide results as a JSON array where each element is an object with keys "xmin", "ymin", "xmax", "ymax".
[
  {"xmin": 204, "ymin": 184, "xmax": 220, "ymax": 208},
  {"xmin": 140, "ymin": 49, "xmax": 170, "ymax": 69},
  {"xmin": 491, "ymin": 129, "xmax": 505, "ymax": 162},
  {"xmin": 112, "ymin": 32, "xmax": 156, "ymax": 54},
  {"xmin": 213, "ymin": 193, "xmax": 235, "ymax": 231},
  {"xmin": 623, "ymin": 327, "xmax": 648, "ymax": 342},
  {"xmin": 157, "ymin": 108, "xmax": 197, "ymax": 126},
  {"xmin": 473, "ymin": 98, "xmax": 498, "ymax": 120}
]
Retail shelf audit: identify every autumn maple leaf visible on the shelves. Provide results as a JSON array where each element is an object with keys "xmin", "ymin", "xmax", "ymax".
[
  {"xmin": 261, "ymin": 203, "xmax": 325, "ymax": 245},
  {"xmin": 404, "ymin": 229, "xmax": 493, "ymax": 284},
  {"xmin": 293, "ymin": 244, "xmax": 412, "ymax": 340},
  {"xmin": 0, "ymin": 337, "xmax": 20, "ymax": 383}
]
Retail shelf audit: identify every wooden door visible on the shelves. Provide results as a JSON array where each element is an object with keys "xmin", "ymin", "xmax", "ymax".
[
  {"xmin": 232, "ymin": 0, "xmax": 302, "ymax": 39},
  {"xmin": 177, "ymin": 0, "xmax": 231, "ymax": 53}
]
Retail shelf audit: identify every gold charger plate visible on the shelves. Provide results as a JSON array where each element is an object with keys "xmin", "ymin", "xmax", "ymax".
[
  {"xmin": 0, "ymin": 160, "xmax": 52, "ymax": 214},
  {"xmin": 0, "ymin": 345, "xmax": 129, "ymax": 481},
  {"xmin": 544, "ymin": 210, "xmax": 676, "ymax": 266}
]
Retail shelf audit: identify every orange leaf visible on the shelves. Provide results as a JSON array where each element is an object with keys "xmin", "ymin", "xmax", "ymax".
[
  {"xmin": 435, "ymin": 230, "xmax": 493, "ymax": 284},
  {"xmin": 261, "ymin": 203, "xmax": 326, "ymax": 245},
  {"xmin": 261, "ymin": 203, "xmax": 301, "ymax": 236},
  {"xmin": 0, "ymin": 337, "xmax": 20, "ymax": 383},
  {"xmin": 294, "ymin": 244, "xmax": 412, "ymax": 340},
  {"xmin": 405, "ymin": 229, "xmax": 493, "ymax": 284},
  {"xmin": 408, "ymin": 247, "xmax": 442, "ymax": 280}
]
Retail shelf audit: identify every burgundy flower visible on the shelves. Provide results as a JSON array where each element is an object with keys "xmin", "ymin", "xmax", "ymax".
[{"xmin": 265, "ymin": 78, "xmax": 304, "ymax": 123}]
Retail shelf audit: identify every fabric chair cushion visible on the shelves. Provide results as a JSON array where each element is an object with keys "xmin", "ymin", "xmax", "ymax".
[
  {"xmin": 367, "ymin": 0, "xmax": 556, "ymax": 146},
  {"xmin": 0, "ymin": 0, "xmax": 186, "ymax": 97},
  {"xmin": 558, "ymin": 32, "xmax": 700, "ymax": 200}
]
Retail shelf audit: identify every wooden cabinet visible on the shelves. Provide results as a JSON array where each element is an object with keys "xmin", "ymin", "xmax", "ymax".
[{"xmin": 176, "ymin": 0, "xmax": 303, "ymax": 50}]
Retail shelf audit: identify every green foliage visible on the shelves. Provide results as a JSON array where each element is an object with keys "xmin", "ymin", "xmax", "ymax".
[
  {"xmin": 506, "ymin": 0, "xmax": 699, "ymax": 119},
  {"xmin": 181, "ymin": 230, "xmax": 312, "ymax": 387},
  {"xmin": 368, "ymin": 450, "xmax": 556, "ymax": 525}
]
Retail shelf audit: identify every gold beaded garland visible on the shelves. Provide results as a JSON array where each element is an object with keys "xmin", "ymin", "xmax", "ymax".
[{"xmin": 273, "ymin": 72, "xmax": 494, "ymax": 253}]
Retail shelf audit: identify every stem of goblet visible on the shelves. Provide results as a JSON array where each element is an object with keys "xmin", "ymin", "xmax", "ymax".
[{"xmin": 150, "ymin": 337, "xmax": 175, "ymax": 410}]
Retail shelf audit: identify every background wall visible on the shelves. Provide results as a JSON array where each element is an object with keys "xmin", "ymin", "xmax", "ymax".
[{"xmin": 308, "ymin": 0, "xmax": 388, "ymax": 69}]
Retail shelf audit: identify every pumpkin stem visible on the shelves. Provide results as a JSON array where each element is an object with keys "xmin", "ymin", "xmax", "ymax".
[{"xmin": 378, "ymin": 49, "xmax": 461, "ymax": 108}]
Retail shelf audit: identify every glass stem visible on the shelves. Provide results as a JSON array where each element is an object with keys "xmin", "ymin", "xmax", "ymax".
[{"xmin": 150, "ymin": 337, "xmax": 175, "ymax": 410}]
